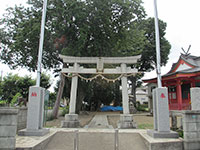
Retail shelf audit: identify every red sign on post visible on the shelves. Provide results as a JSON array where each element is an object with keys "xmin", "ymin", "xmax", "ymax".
[
  {"xmin": 31, "ymin": 92, "xmax": 37, "ymax": 97},
  {"xmin": 160, "ymin": 93, "xmax": 166, "ymax": 98}
]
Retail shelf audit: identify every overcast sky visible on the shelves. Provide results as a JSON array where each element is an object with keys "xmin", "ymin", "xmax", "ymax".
[
  {"xmin": 0, "ymin": 0, "xmax": 200, "ymax": 82},
  {"xmin": 142, "ymin": 0, "xmax": 200, "ymax": 79}
]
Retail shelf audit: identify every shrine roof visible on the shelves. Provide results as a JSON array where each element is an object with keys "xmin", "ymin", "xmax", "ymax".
[
  {"xmin": 168, "ymin": 54, "xmax": 200, "ymax": 74},
  {"xmin": 163, "ymin": 67, "xmax": 200, "ymax": 77},
  {"xmin": 143, "ymin": 54, "xmax": 200, "ymax": 83}
]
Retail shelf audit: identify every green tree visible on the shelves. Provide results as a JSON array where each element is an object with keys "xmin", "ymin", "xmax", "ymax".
[
  {"xmin": 129, "ymin": 18, "xmax": 171, "ymax": 105},
  {"xmin": 0, "ymin": 73, "xmax": 51, "ymax": 103},
  {"xmin": 0, "ymin": 0, "xmax": 146, "ymax": 71},
  {"xmin": 138, "ymin": 18, "xmax": 171, "ymax": 72},
  {"xmin": 40, "ymin": 73, "xmax": 51, "ymax": 89},
  {"xmin": 48, "ymin": 92, "xmax": 57, "ymax": 108},
  {"xmin": 0, "ymin": 74, "xmax": 30, "ymax": 103},
  {"xmin": 0, "ymin": 0, "xmax": 170, "ymax": 116}
]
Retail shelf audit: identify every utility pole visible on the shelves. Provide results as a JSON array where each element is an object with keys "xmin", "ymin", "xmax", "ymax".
[
  {"xmin": 36, "ymin": 0, "xmax": 48, "ymax": 86},
  {"xmin": 154, "ymin": 0, "xmax": 162, "ymax": 88},
  {"xmin": 18, "ymin": 0, "xmax": 50, "ymax": 137}
]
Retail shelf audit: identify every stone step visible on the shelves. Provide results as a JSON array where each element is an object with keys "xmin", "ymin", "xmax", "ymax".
[
  {"xmin": 16, "ymin": 129, "xmax": 183, "ymax": 150},
  {"xmin": 44, "ymin": 131, "xmax": 148, "ymax": 150}
]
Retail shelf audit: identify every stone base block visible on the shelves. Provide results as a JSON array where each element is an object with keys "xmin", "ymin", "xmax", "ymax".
[
  {"xmin": 184, "ymin": 140, "xmax": 200, "ymax": 150},
  {"xmin": 147, "ymin": 129, "xmax": 179, "ymax": 138},
  {"xmin": 18, "ymin": 128, "xmax": 49, "ymax": 136},
  {"xmin": 118, "ymin": 114, "xmax": 136, "ymax": 129},
  {"xmin": 61, "ymin": 120, "xmax": 80, "ymax": 128},
  {"xmin": 61, "ymin": 114, "xmax": 79, "ymax": 128},
  {"xmin": 0, "ymin": 137, "xmax": 15, "ymax": 150},
  {"xmin": 65, "ymin": 114, "xmax": 78, "ymax": 121},
  {"xmin": 0, "ymin": 125, "xmax": 17, "ymax": 137}
]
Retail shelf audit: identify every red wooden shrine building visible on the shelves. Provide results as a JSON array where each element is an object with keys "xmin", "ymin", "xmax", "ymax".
[{"xmin": 144, "ymin": 54, "xmax": 200, "ymax": 110}]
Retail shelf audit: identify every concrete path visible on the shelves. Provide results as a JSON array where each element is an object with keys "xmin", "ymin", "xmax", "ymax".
[
  {"xmin": 16, "ymin": 128, "xmax": 183, "ymax": 150},
  {"xmin": 44, "ymin": 130, "xmax": 149, "ymax": 150},
  {"xmin": 84, "ymin": 114, "xmax": 113, "ymax": 129}
]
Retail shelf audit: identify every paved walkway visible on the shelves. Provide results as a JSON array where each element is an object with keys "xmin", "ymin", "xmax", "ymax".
[
  {"xmin": 16, "ymin": 128, "xmax": 183, "ymax": 150},
  {"xmin": 84, "ymin": 114, "xmax": 113, "ymax": 129},
  {"xmin": 16, "ymin": 114, "xmax": 183, "ymax": 150}
]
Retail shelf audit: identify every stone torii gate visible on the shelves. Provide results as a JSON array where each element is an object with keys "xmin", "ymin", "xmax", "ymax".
[{"xmin": 60, "ymin": 55, "xmax": 141, "ymax": 128}]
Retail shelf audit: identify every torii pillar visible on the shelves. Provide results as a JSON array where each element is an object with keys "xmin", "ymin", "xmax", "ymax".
[
  {"xmin": 61, "ymin": 63, "xmax": 80, "ymax": 128},
  {"xmin": 118, "ymin": 63, "xmax": 136, "ymax": 128}
]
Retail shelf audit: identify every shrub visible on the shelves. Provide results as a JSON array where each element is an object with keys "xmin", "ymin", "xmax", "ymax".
[
  {"xmin": 11, "ymin": 93, "xmax": 22, "ymax": 106},
  {"xmin": 174, "ymin": 128, "xmax": 183, "ymax": 138},
  {"xmin": 0, "ymin": 100, "xmax": 7, "ymax": 106},
  {"xmin": 136, "ymin": 102, "xmax": 149, "ymax": 112},
  {"xmin": 61, "ymin": 106, "xmax": 69, "ymax": 116}
]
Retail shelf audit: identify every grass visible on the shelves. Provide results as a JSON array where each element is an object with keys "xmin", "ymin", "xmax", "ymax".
[
  {"xmin": 176, "ymin": 129, "xmax": 183, "ymax": 138},
  {"xmin": 44, "ymin": 125, "xmax": 55, "ymax": 128},
  {"xmin": 136, "ymin": 103, "xmax": 149, "ymax": 112},
  {"xmin": 137, "ymin": 123, "xmax": 154, "ymax": 129}
]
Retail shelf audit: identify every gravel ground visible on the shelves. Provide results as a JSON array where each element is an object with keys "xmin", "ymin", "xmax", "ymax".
[
  {"xmin": 45, "ymin": 111, "xmax": 96, "ymax": 128},
  {"xmin": 45, "ymin": 111, "xmax": 154, "ymax": 129},
  {"xmin": 107, "ymin": 112, "xmax": 154, "ymax": 129}
]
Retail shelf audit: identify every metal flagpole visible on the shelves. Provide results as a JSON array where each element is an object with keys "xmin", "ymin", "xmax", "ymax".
[
  {"xmin": 36, "ymin": 0, "xmax": 48, "ymax": 86},
  {"xmin": 153, "ymin": 0, "xmax": 162, "ymax": 88}
]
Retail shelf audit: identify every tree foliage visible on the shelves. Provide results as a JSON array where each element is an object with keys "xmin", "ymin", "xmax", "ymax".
[
  {"xmin": 138, "ymin": 18, "xmax": 171, "ymax": 72},
  {"xmin": 0, "ymin": 0, "xmax": 171, "ymax": 111},
  {"xmin": 0, "ymin": 73, "xmax": 51, "ymax": 103},
  {"xmin": 0, "ymin": 0, "xmax": 147, "ymax": 71}
]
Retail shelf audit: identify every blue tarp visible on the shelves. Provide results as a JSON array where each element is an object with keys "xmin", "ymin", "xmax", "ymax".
[{"xmin": 100, "ymin": 106, "xmax": 123, "ymax": 111}]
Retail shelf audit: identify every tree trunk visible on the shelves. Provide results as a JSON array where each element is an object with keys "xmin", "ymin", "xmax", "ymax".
[
  {"xmin": 130, "ymin": 76, "xmax": 136, "ymax": 105},
  {"xmin": 52, "ymin": 73, "xmax": 65, "ymax": 118},
  {"xmin": 130, "ymin": 76, "xmax": 137, "ymax": 113},
  {"xmin": 76, "ymin": 84, "xmax": 86, "ymax": 114}
]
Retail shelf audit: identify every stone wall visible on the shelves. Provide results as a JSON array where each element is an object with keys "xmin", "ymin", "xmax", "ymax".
[
  {"xmin": 191, "ymin": 87, "xmax": 200, "ymax": 110},
  {"xmin": 183, "ymin": 110, "xmax": 200, "ymax": 150},
  {"xmin": 0, "ymin": 108, "xmax": 18, "ymax": 150},
  {"xmin": 170, "ymin": 110, "xmax": 183, "ymax": 130},
  {"xmin": 17, "ymin": 107, "xmax": 27, "ymax": 131}
]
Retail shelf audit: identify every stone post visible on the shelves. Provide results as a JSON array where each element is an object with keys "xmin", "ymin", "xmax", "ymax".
[
  {"xmin": 69, "ymin": 63, "xmax": 79, "ymax": 114},
  {"xmin": 0, "ymin": 108, "xmax": 18, "ymax": 150},
  {"xmin": 182, "ymin": 110, "xmax": 200, "ymax": 150},
  {"xmin": 121, "ymin": 63, "xmax": 129, "ymax": 114},
  {"xmin": 118, "ymin": 63, "xmax": 136, "ymax": 129},
  {"xmin": 61, "ymin": 63, "xmax": 80, "ymax": 128},
  {"xmin": 152, "ymin": 89, "xmax": 158, "ymax": 130},
  {"xmin": 18, "ymin": 86, "xmax": 49, "ymax": 136},
  {"xmin": 147, "ymin": 87, "xmax": 178, "ymax": 138},
  {"xmin": 190, "ymin": 87, "xmax": 200, "ymax": 110}
]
